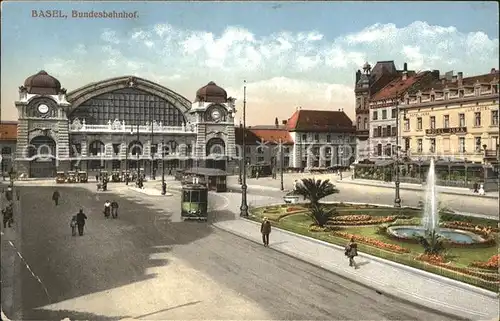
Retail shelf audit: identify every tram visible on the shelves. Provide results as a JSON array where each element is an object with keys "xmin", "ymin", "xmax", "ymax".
[{"xmin": 181, "ymin": 182, "xmax": 208, "ymax": 221}]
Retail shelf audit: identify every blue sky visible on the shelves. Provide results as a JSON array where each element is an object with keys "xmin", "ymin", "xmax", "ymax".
[{"xmin": 1, "ymin": 1, "xmax": 499, "ymax": 124}]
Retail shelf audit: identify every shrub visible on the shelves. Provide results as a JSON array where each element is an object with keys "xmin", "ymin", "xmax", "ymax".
[
  {"xmin": 416, "ymin": 254, "xmax": 446, "ymax": 264},
  {"xmin": 330, "ymin": 215, "xmax": 372, "ymax": 222},
  {"xmin": 309, "ymin": 225, "xmax": 330, "ymax": 232}
]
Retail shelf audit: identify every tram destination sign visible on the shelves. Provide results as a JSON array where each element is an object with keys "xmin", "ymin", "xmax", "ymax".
[{"xmin": 425, "ymin": 127, "xmax": 467, "ymax": 135}]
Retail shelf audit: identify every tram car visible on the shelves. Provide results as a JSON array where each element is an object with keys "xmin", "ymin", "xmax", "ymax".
[
  {"xmin": 181, "ymin": 183, "xmax": 208, "ymax": 221},
  {"xmin": 111, "ymin": 171, "xmax": 121, "ymax": 182}
]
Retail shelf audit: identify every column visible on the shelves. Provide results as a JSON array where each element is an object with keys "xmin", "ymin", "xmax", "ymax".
[{"xmin": 319, "ymin": 146, "xmax": 326, "ymax": 167}]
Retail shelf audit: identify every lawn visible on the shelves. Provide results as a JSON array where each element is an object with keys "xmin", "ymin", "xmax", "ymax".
[{"xmin": 250, "ymin": 203, "xmax": 500, "ymax": 292}]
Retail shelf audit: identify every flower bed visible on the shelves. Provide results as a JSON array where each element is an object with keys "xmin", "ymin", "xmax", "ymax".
[
  {"xmin": 442, "ymin": 222, "xmax": 498, "ymax": 236},
  {"xmin": 332, "ymin": 231, "xmax": 411, "ymax": 254},
  {"xmin": 416, "ymin": 254, "xmax": 447, "ymax": 264},
  {"xmin": 330, "ymin": 215, "xmax": 371, "ymax": 221},
  {"xmin": 327, "ymin": 215, "xmax": 411, "ymax": 226},
  {"xmin": 286, "ymin": 206, "xmax": 306, "ymax": 213},
  {"xmin": 470, "ymin": 254, "xmax": 500, "ymax": 270}
]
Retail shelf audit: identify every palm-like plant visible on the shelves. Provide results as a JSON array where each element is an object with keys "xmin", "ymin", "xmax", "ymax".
[
  {"xmin": 418, "ymin": 230, "xmax": 446, "ymax": 255},
  {"xmin": 295, "ymin": 178, "xmax": 340, "ymax": 227}
]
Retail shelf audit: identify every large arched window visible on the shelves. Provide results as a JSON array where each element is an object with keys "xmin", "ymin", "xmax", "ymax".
[
  {"xmin": 163, "ymin": 140, "xmax": 178, "ymax": 155},
  {"xmin": 128, "ymin": 141, "xmax": 143, "ymax": 155},
  {"xmin": 357, "ymin": 116, "xmax": 361, "ymax": 130},
  {"xmin": 89, "ymin": 140, "xmax": 105, "ymax": 156},
  {"xmin": 69, "ymin": 88, "xmax": 185, "ymax": 126}
]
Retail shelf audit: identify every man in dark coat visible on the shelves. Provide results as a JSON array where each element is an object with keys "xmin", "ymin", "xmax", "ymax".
[
  {"xmin": 52, "ymin": 190, "xmax": 60, "ymax": 206},
  {"xmin": 2, "ymin": 203, "xmax": 13, "ymax": 228},
  {"xmin": 76, "ymin": 209, "xmax": 88, "ymax": 236},
  {"xmin": 345, "ymin": 237, "xmax": 358, "ymax": 268},
  {"xmin": 111, "ymin": 200, "xmax": 119, "ymax": 218},
  {"xmin": 260, "ymin": 217, "xmax": 271, "ymax": 247}
]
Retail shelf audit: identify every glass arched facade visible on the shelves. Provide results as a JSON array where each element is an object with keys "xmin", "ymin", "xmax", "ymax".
[{"xmin": 69, "ymin": 88, "xmax": 186, "ymax": 126}]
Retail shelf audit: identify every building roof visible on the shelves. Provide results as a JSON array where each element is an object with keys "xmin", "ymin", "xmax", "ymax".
[
  {"xmin": 23, "ymin": 70, "xmax": 62, "ymax": 95},
  {"xmin": 370, "ymin": 71, "xmax": 430, "ymax": 101},
  {"xmin": 286, "ymin": 109, "xmax": 355, "ymax": 133},
  {"xmin": 195, "ymin": 81, "xmax": 227, "ymax": 103},
  {"xmin": 235, "ymin": 127, "xmax": 293, "ymax": 145},
  {"xmin": 0, "ymin": 122, "xmax": 17, "ymax": 141},
  {"xmin": 412, "ymin": 69, "xmax": 499, "ymax": 93}
]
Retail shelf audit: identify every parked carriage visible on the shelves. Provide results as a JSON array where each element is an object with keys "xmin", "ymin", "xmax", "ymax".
[
  {"xmin": 181, "ymin": 183, "xmax": 208, "ymax": 221},
  {"xmin": 78, "ymin": 171, "xmax": 88, "ymax": 183},
  {"xmin": 67, "ymin": 171, "xmax": 77, "ymax": 183},
  {"xmin": 111, "ymin": 171, "xmax": 121, "ymax": 182},
  {"xmin": 55, "ymin": 171, "xmax": 66, "ymax": 183}
]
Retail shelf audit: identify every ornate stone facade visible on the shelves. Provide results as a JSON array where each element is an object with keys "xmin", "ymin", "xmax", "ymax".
[{"xmin": 13, "ymin": 72, "xmax": 237, "ymax": 178}]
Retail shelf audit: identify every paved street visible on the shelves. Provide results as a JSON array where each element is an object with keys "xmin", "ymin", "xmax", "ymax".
[
  {"xmin": 2, "ymin": 184, "xmax": 457, "ymax": 320},
  {"xmin": 227, "ymin": 174, "xmax": 499, "ymax": 217}
]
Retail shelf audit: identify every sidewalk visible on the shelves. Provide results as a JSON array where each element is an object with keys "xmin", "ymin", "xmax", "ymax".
[
  {"xmin": 343, "ymin": 178, "xmax": 499, "ymax": 199},
  {"xmin": 213, "ymin": 218, "xmax": 499, "ymax": 321}
]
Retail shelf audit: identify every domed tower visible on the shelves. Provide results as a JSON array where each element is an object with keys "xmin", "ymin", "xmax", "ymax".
[
  {"xmin": 190, "ymin": 81, "xmax": 237, "ymax": 171},
  {"xmin": 14, "ymin": 70, "xmax": 71, "ymax": 177}
]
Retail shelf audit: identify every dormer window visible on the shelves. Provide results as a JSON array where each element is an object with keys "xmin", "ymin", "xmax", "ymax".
[
  {"xmin": 475, "ymin": 87, "xmax": 480, "ymax": 96},
  {"xmin": 444, "ymin": 92, "xmax": 449, "ymax": 100},
  {"xmin": 493, "ymin": 85, "xmax": 498, "ymax": 94},
  {"xmin": 418, "ymin": 96, "xmax": 422, "ymax": 103},
  {"xmin": 459, "ymin": 90, "xmax": 464, "ymax": 98},
  {"xmin": 405, "ymin": 98, "xmax": 409, "ymax": 104},
  {"xmin": 430, "ymin": 95, "xmax": 435, "ymax": 102}
]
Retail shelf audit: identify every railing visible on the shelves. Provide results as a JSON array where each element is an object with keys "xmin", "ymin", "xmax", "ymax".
[{"xmin": 69, "ymin": 124, "xmax": 195, "ymax": 133}]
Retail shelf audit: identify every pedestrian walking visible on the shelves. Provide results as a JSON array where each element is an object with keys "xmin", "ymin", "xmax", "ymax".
[
  {"xmin": 2, "ymin": 203, "xmax": 13, "ymax": 228},
  {"xmin": 260, "ymin": 217, "xmax": 271, "ymax": 247},
  {"xmin": 70, "ymin": 215, "xmax": 77, "ymax": 236},
  {"xmin": 76, "ymin": 209, "xmax": 87, "ymax": 236},
  {"xmin": 345, "ymin": 237, "xmax": 358, "ymax": 268},
  {"xmin": 103, "ymin": 200, "xmax": 111, "ymax": 218},
  {"xmin": 52, "ymin": 190, "xmax": 60, "ymax": 206},
  {"xmin": 111, "ymin": 200, "xmax": 119, "ymax": 218}
]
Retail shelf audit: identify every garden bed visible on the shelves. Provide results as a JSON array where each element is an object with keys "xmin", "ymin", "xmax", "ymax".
[{"xmin": 250, "ymin": 204, "xmax": 500, "ymax": 292}]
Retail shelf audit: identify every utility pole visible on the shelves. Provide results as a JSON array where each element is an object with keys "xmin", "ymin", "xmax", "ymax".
[
  {"xmin": 394, "ymin": 90, "xmax": 402, "ymax": 208},
  {"xmin": 240, "ymin": 80, "xmax": 249, "ymax": 217},
  {"xmin": 280, "ymin": 139, "xmax": 284, "ymax": 191}
]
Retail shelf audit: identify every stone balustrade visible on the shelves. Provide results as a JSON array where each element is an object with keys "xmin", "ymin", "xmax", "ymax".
[{"xmin": 69, "ymin": 124, "xmax": 194, "ymax": 133}]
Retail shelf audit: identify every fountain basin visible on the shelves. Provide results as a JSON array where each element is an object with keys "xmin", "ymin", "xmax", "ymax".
[{"xmin": 387, "ymin": 225, "xmax": 485, "ymax": 244}]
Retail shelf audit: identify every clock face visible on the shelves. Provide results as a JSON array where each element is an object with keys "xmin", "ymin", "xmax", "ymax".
[
  {"xmin": 211, "ymin": 109, "xmax": 221, "ymax": 121},
  {"xmin": 38, "ymin": 104, "xmax": 49, "ymax": 114}
]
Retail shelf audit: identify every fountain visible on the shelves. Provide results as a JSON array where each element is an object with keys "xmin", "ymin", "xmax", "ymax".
[{"xmin": 388, "ymin": 158, "xmax": 484, "ymax": 244}]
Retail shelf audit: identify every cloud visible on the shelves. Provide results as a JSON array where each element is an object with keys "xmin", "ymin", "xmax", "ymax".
[
  {"xmin": 225, "ymin": 77, "xmax": 354, "ymax": 125},
  {"xmin": 3, "ymin": 20, "xmax": 497, "ymax": 125}
]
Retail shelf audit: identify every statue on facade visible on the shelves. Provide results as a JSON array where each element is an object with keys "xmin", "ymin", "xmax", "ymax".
[
  {"xmin": 18, "ymin": 86, "xmax": 28, "ymax": 101},
  {"xmin": 71, "ymin": 118, "xmax": 82, "ymax": 131},
  {"xmin": 127, "ymin": 77, "xmax": 136, "ymax": 87},
  {"xmin": 82, "ymin": 119, "xmax": 86, "ymax": 129},
  {"xmin": 112, "ymin": 119, "xmax": 121, "ymax": 130}
]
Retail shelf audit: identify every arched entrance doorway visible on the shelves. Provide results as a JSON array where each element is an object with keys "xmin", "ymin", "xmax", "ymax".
[
  {"xmin": 28, "ymin": 136, "xmax": 57, "ymax": 178},
  {"xmin": 206, "ymin": 138, "xmax": 226, "ymax": 171}
]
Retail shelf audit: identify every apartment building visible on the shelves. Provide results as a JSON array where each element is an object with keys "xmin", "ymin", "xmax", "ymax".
[
  {"xmin": 368, "ymin": 69, "xmax": 440, "ymax": 161},
  {"xmin": 400, "ymin": 68, "xmax": 499, "ymax": 164}
]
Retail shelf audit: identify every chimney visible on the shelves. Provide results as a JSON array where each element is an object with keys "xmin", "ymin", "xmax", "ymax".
[
  {"xmin": 441, "ymin": 78, "xmax": 446, "ymax": 85},
  {"xmin": 282, "ymin": 120, "xmax": 287, "ymax": 125},
  {"xmin": 356, "ymin": 70, "xmax": 361, "ymax": 84},
  {"xmin": 491, "ymin": 68, "xmax": 496, "ymax": 74},
  {"xmin": 458, "ymin": 72, "xmax": 463, "ymax": 86},
  {"xmin": 402, "ymin": 71, "xmax": 408, "ymax": 81},
  {"xmin": 275, "ymin": 117, "xmax": 279, "ymax": 128},
  {"xmin": 452, "ymin": 75, "xmax": 458, "ymax": 83},
  {"xmin": 403, "ymin": 62, "xmax": 408, "ymax": 71},
  {"xmin": 432, "ymin": 70, "xmax": 440, "ymax": 80}
]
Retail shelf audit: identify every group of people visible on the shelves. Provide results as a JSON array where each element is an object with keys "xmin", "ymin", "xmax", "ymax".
[
  {"xmin": 260, "ymin": 217, "xmax": 359, "ymax": 267},
  {"xmin": 69, "ymin": 200, "xmax": 119, "ymax": 236}
]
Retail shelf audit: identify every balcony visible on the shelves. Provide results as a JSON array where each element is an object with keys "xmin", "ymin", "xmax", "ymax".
[
  {"xmin": 69, "ymin": 123, "xmax": 195, "ymax": 134},
  {"xmin": 356, "ymin": 130, "xmax": 369, "ymax": 137},
  {"xmin": 484, "ymin": 149, "xmax": 499, "ymax": 159}
]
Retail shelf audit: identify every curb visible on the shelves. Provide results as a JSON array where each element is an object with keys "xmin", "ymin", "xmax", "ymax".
[
  {"xmin": 240, "ymin": 218, "xmax": 498, "ymax": 299},
  {"xmin": 342, "ymin": 180, "xmax": 499, "ymax": 199},
  {"xmin": 213, "ymin": 222, "xmax": 477, "ymax": 321}
]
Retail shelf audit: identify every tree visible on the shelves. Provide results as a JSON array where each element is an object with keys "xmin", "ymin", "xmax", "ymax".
[{"xmin": 295, "ymin": 178, "xmax": 340, "ymax": 227}]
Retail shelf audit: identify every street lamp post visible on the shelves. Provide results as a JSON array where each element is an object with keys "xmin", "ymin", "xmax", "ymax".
[
  {"xmin": 150, "ymin": 119, "xmax": 155, "ymax": 180},
  {"xmin": 238, "ymin": 157, "xmax": 242, "ymax": 185},
  {"xmin": 394, "ymin": 91, "xmax": 402, "ymax": 208},
  {"xmin": 280, "ymin": 139, "xmax": 284, "ymax": 191},
  {"xmin": 136, "ymin": 122, "xmax": 140, "ymax": 181},
  {"xmin": 161, "ymin": 138, "xmax": 166, "ymax": 195},
  {"xmin": 240, "ymin": 80, "xmax": 249, "ymax": 217}
]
